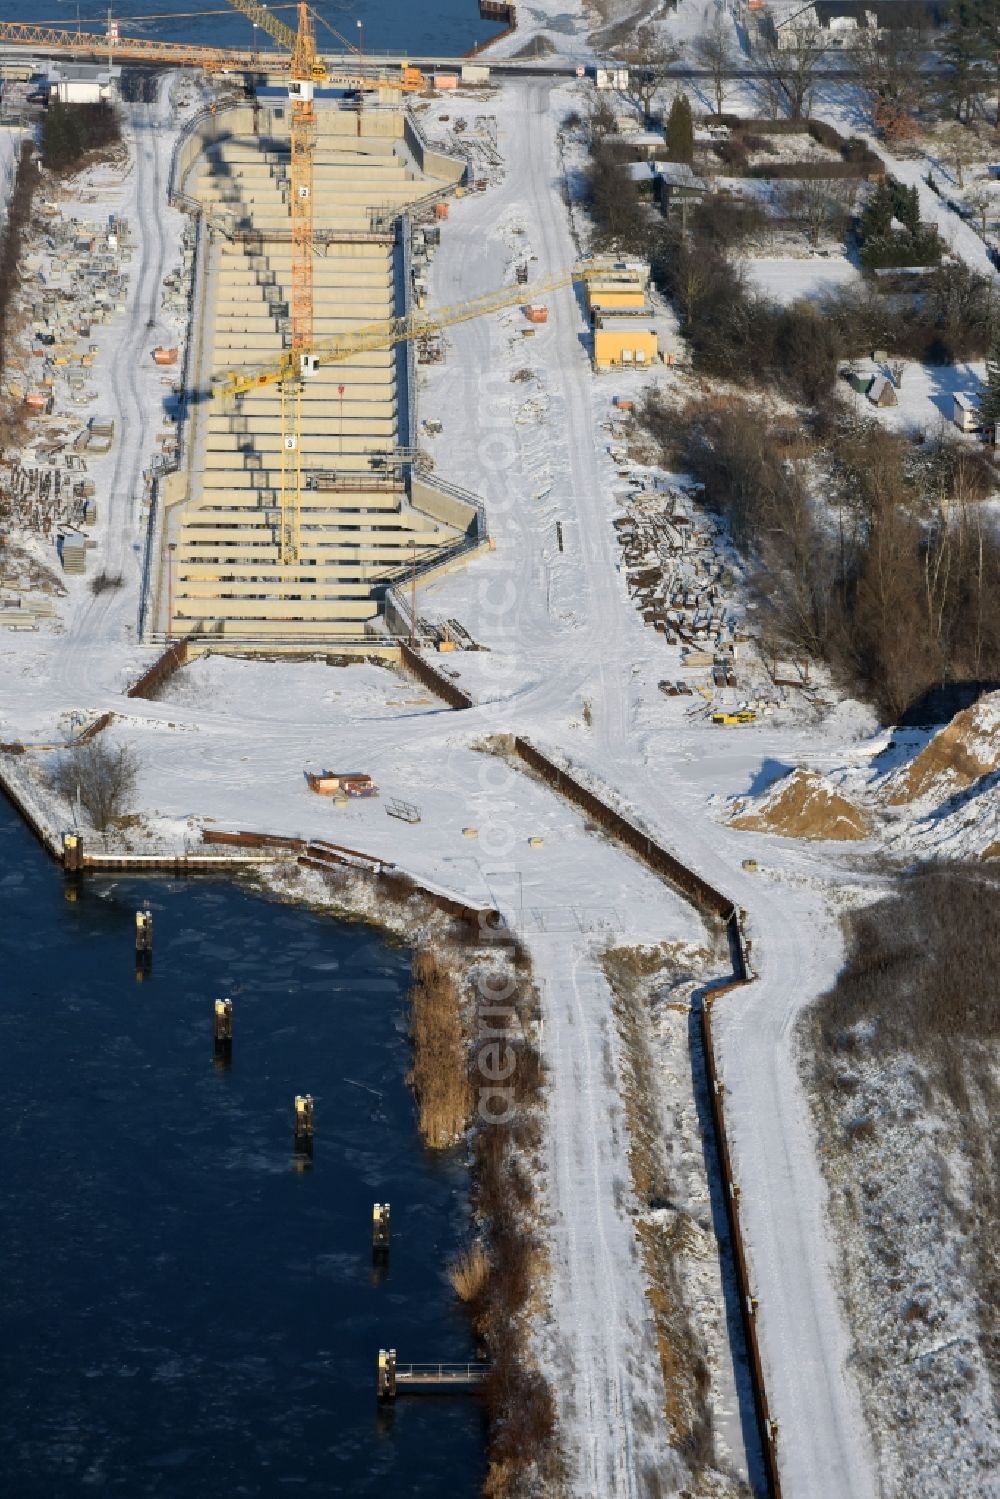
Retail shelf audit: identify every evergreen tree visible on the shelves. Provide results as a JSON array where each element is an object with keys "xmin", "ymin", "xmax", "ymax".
[
  {"xmin": 899, "ymin": 183, "xmax": 921, "ymax": 234},
  {"xmin": 978, "ymin": 331, "xmax": 1000, "ymax": 430},
  {"xmin": 42, "ymin": 99, "xmax": 82, "ymax": 171},
  {"xmin": 664, "ymin": 93, "xmax": 694, "ymax": 165},
  {"xmin": 859, "ymin": 178, "xmax": 894, "ymax": 241}
]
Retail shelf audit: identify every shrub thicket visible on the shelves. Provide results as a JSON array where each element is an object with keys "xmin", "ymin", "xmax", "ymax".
[
  {"xmin": 55, "ymin": 739, "xmax": 139, "ymax": 831},
  {"xmin": 0, "ymin": 142, "xmax": 36, "ymax": 374},
  {"xmin": 42, "ymin": 100, "xmax": 120, "ymax": 172},
  {"xmin": 644, "ymin": 396, "xmax": 1000, "ymax": 718},
  {"xmin": 809, "ymin": 865, "xmax": 1000, "ymax": 1389}
]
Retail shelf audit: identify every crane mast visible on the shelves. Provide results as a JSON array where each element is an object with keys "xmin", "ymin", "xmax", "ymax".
[{"xmin": 222, "ymin": 1, "xmax": 322, "ymax": 564}]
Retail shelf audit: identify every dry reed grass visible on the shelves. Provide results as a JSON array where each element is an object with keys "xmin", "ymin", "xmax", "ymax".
[
  {"xmin": 449, "ymin": 1242, "xmax": 490, "ymax": 1303},
  {"xmin": 408, "ymin": 950, "xmax": 472, "ymax": 1149},
  {"xmin": 462, "ymin": 957, "xmax": 560, "ymax": 1497},
  {"xmin": 602, "ymin": 946, "xmax": 726, "ymax": 1479}
]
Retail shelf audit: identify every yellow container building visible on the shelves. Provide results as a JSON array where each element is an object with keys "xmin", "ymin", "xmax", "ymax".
[{"xmin": 593, "ymin": 320, "xmax": 658, "ymax": 370}]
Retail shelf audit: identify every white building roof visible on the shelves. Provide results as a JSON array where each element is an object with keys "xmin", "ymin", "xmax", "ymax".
[{"xmin": 596, "ymin": 317, "xmax": 657, "ymax": 333}]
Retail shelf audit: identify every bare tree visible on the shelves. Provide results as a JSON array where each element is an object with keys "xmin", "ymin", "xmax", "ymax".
[
  {"xmin": 758, "ymin": 15, "xmax": 828, "ymax": 119},
  {"xmin": 56, "ymin": 739, "xmax": 139, "ymax": 832},
  {"xmin": 850, "ymin": 14, "xmax": 927, "ymax": 142},
  {"xmin": 967, "ymin": 186, "xmax": 991, "ymax": 238},
  {"xmin": 779, "ymin": 178, "xmax": 856, "ymax": 246},
  {"xmin": 694, "ymin": 11, "xmax": 735, "ymax": 118},
  {"xmin": 623, "ymin": 24, "xmax": 679, "ymax": 121}
]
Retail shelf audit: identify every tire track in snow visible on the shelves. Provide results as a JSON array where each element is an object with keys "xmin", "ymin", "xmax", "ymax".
[
  {"xmin": 540, "ymin": 936, "xmax": 665, "ymax": 1497},
  {"xmin": 55, "ymin": 93, "xmax": 167, "ymax": 704}
]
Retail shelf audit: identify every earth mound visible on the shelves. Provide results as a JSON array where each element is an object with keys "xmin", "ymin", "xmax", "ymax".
[
  {"xmin": 886, "ymin": 693, "xmax": 1000, "ymax": 805},
  {"xmin": 731, "ymin": 768, "xmax": 869, "ymax": 841}
]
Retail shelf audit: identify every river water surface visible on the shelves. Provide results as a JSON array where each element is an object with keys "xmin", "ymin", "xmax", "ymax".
[
  {"xmin": 0, "ymin": 797, "xmax": 485, "ymax": 1496},
  {"xmin": 2, "ymin": 0, "xmax": 504, "ymax": 62}
]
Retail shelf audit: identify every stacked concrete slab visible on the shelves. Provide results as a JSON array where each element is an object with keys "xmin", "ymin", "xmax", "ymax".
[{"xmin": 170, "ymin": 105, "xmax": 472, "ymax": 641}]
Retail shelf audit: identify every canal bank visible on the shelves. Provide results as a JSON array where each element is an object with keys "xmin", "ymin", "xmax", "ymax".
[{"xmin": 0, "ymin": 792, "xmax": 486, "ymax": 1497}]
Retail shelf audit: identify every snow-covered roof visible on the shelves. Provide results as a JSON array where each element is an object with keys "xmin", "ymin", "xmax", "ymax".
[
  {"xmin": 867, "ymin": 374, "xmax": 896, "ymax": 404},
  {"xmin": 653, "ymin": 162, "xmax": 708, "ymax": 191},
  {"xmin": 596, "ymin": 317, "xmax": 657, "ymax": 333},
  {"xmin": 610, "ymin": 130, "xmax": 665, "ymax": 147}
]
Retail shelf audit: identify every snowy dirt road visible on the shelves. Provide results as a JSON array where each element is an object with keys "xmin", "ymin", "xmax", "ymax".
[{"xmin": 417, "ymin": 77, "xmax": 879, "ymax": 1498}]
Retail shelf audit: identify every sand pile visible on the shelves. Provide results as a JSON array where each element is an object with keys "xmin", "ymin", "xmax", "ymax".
[
  {"xmin": 886, "ymin": 693, "xmax": 1000, "ymax": 805},
  {"xmin": 731, "ymin": 769, "xmax": 869, "ymax": 841}
]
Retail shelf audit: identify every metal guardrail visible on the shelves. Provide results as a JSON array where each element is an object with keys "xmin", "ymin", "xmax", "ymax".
[
  {"xmin": 400, "ymin": 211, "xmax": 418, "ymax": 454},
  {"xmin": 395, "ymin": 1362, "xmax": 489, "ymax": 1385},
  {"xmin": 415, "ymin": 466, "xmax": 488, "ymax": 543}
]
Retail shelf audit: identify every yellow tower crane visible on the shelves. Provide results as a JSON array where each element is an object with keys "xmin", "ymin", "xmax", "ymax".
[
  {"xmin": 0, "ymin": 8, "xmax": 426, "ymax": 565},
  {"xmin": 217, "ymin": 266, "xmax": 605, "ymax": 397},
  {"xmin": 222, "ymin": 2, "xmax": 322, "ymax": 356},
  {"xmin": 217, "ymin": 1, "xmax": 424, "ymax": 562}
]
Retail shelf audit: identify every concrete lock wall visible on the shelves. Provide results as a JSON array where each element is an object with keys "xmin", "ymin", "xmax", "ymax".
[
  {"xmin": 166, "ymin": 97, "xmax": 479, "ymax": 643},
  {"xmin": 403, "ymin": 115, "xmax": 466, "ymax": 186},
  {"xmin": 410, "ymin": 474, "xmax": 479, "ymax": 535}
]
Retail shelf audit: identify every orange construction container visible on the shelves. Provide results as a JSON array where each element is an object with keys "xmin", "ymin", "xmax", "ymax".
[
  {"xmin": 433, "ymin": 73, "xmax": 458, "ymax": 90},
  {"xmin": 434, "ymin": 201, "xmax": 449, "ymax": 220},
  {"xmin": 153, "ymin": 347, "xmax": 179, "ymax": 366},
  {"xmin": 524, "ymin": 305, "xmax": 548, "ymax": 324},
  {"xmin": 307, "ymin": 771, "xmax": 341, "ymax": 795}
]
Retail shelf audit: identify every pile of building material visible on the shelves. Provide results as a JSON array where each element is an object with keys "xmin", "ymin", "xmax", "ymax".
[
  {"xmin": 432, "ymin": 113, "xmax": 504, "ymax": 193},
  {"xmin": 614, "ymin": 484, "xmax": 788, "ymax": 713},
  {"xmin": 58, "ymin": 531, "xmax": 89, "ymax": 576},
  {"xmin": 83, "ymin": 414, "xmax": 114, "ymax": 454},
  {"xmin": 410, "ymin": 216, "xmax": 441, "ymax": 313},
  {"xmin": 415, "ymin": 615, "xmax": 481, "ymax": 650},
  {"xmin": 0, "ymin": 592, "xmax": 56, "ymax": 630},
  {"xmin": 614, "ymin": 487, "xmax": 741, "ymax": 653}
]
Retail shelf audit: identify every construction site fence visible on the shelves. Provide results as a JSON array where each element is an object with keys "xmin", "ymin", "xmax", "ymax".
[
  {"xmin": 507, "ymin": 734, "xmax": 780, "ymax": 1496},
  {"xmin": 137, "ymin": 472, "xmax": 160, "ymax": 641},
  {"xmin": 75, "ymin": 711, "xmax": 115, "ymax": 744},
  {"xmin": 400, "ymin": 642, "xmax": 475, "ymax": 709},
  {"xmin": 701, "ymin": 983, "xmax": 781, "ymax": 1497},
  {"xmin": 139, "ymin": 199, "xmax": 206, "ymax": 642},
  {"xmin": 127, "ymin": 639, "xmax": 192, "ymax": 700}
]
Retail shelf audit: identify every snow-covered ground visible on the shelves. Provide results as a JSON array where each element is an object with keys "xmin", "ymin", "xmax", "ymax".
[
  {"xmin": 0, "ymin": 68, "xmax": 884, "ymax": 1498},
  {"xmin": 841, "ymin": 357, "xmax": 987, "ymax": 439},
  {"xmin": 7, "ymin": 38, "xmax": 1000, "ymax": 1498},
  {"xmin": 742, "ymin": 254, "xmax": 859, "ymax": 305}
]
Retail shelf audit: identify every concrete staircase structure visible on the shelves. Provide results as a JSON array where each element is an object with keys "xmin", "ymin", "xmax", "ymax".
[{"xmin": 164, "ymin": 103, "xmax": 477, "ymax": 643}]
